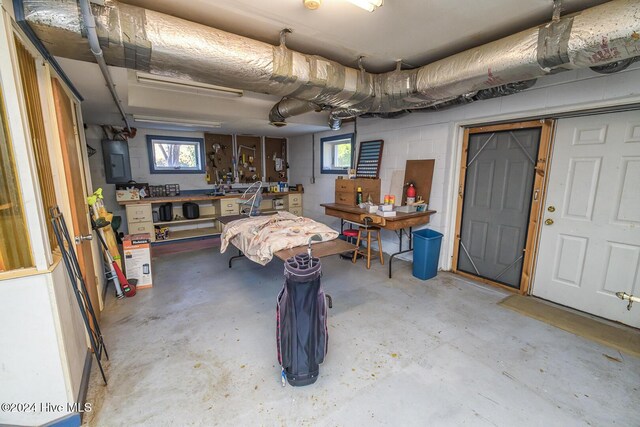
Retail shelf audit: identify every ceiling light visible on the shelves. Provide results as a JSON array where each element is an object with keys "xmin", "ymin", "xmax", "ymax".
[
  {"xmin": 135, "ymin": 72, "xmax": 243, "ymax": 97},
  {"xmin": 346, "ymin": 0, "xmax": 383, "ymax": 12},
  {"xmin": 133, "ymin": 115, "xmax": 222, "ymax": 128},
  {"xmin": 303, "ymin": 0, "xmax": 322, "ymax": 10}
]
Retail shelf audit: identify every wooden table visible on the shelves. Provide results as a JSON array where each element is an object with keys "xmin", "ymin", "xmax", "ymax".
[
  {"xmin": 218, "ymin": 214, "xmax": 356, "ymax": 266},
  {"xmin": 274, "ymin": 239, "xmax": 356, "ymax": 261},
  {"xmin": 320, "ymin": 203, "xmax": 436, "ymax": 278}
]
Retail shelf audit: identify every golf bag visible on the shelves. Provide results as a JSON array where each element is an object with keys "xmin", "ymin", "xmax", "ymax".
[{"xmin": 277, "ymin": 253, "xmax": 330, "ymax": 386}]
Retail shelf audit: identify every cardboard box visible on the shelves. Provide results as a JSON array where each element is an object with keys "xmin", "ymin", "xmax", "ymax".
[
  {"xmin": 115, "ymin": 182, "xmax": 150, "ymax": 201},
  {"xmin": 123, "ymin": 233, "xmax": 153, "ymax": 289},
  {"xmin": 115, "ymin": 188, "xmax": 140, "ymax": 201}
]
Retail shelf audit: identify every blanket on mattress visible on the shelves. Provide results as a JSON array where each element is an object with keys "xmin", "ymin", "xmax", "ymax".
[{"xmin": 220, "ymin": 211, "xmax": 339, "ymax": 265}]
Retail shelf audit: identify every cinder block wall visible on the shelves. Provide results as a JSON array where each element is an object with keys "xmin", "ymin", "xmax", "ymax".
[{"xmin": 288, "ymin": 64, "xmax": 640, "ymax": 270}]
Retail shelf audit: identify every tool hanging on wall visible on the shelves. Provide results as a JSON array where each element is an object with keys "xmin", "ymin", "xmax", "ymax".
[{"xmin": 50, "ymin": 206, "xmax": 109, "ymax": 384}]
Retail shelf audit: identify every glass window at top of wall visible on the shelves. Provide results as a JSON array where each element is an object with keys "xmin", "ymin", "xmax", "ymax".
[
  {"xmin": 147, "ymin": 135, "xmax": 205, "ymax": 174},
  {"xmin": 321, "ymin": 133, "xmax": 354, "ymax": 174},
  {"xmin": 0, "ymin": 85, "xmax": 34, "ymax": 272}
]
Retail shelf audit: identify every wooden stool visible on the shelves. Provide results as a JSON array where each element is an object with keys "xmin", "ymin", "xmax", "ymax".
[{"xmin": 352, "ymin": 217, "xmax": 384, "ymax": 269}]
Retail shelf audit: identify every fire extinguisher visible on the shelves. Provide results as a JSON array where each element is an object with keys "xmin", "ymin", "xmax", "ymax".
[{"xmin": 406, "ymin": 183, "xmax": 416, "ymax": 203}]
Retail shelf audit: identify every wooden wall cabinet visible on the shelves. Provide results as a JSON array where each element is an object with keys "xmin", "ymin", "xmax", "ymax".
[
  {"xmin": 205, "ymin": 134, "xmax": 288, "ymax": 184},
  {"xmin": 264, "ymin": 137, "xmax": 287, "ymax": 182},
  {"xmin": 235, "ymin": 135, "xmax": 262, "ymax": 183},
  {"xmin": 204, "ymin": 133, "xmax": 233, "ymax": 184}
]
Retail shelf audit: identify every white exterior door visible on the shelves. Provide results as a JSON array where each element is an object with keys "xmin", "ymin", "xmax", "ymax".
[{"xmin": 533, "ymin": 111, "xmax": 640, "ymax": 328}]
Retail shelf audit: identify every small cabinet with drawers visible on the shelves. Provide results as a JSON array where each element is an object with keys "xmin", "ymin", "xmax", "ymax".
[
  {"xmin": 285, "ymin": 193, "xmax": 303, "ymax": 216},
  {"xmin": 335, "ymin": 178, "xmax": 381, "ymax": 206},
  {"xmin": 217, "ymin": 198, "xmax": 240, "ymax": 216},
  {"xmin": 125, "ymin": 203, "xmax": 155, "ymax": 241}
]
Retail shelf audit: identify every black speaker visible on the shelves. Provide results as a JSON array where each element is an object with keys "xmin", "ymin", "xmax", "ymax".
[
  {"xmin": 182, "ymin": 202, "xmax": 200, "ymax": 219},
  {"xmin": 159, "ymin": 203, "xmax": 173, "ymax": 222}
]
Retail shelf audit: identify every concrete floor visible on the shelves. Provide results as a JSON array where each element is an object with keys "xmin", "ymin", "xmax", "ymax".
[{"xmin": 83, "ymin": 246, "xmax": 640, "ymax": 426}]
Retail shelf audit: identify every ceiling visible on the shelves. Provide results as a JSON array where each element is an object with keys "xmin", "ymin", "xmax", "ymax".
[{"xmin": 58, "ymin": 0, "xmax": 610, "ymax": 135}]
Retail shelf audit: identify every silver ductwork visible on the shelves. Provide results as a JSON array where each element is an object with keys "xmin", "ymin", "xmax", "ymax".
[
  {"xmin": 19, "ymin": 0, "xmax": 640, "ymax": 128},
  {"xmin": 268, "ymin": 97, "xmax": 321, "ymax": 127}
]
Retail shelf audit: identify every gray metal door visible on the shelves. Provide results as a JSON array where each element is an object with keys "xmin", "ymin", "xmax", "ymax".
[{"xmin": 457, "ymin": 128, "xmax": 541, "ymax": 288}]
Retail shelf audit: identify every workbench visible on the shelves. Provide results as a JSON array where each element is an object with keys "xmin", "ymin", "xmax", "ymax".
[
  {"xmin": 118, "ymin": 191, "xmax": 303, "ymax": 243},
  {"xmin": 320, "ymin": 203, "xmax": 436, "ymax": 278}
]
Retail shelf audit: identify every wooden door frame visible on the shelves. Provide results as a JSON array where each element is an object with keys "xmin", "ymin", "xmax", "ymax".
[
  {"xmin": 50, "ymin": 77, "xmax": 101, "ymax": 318},
  {"xmin": 452, "ymin": 119, "xmax": 555, "ymax": 294}
]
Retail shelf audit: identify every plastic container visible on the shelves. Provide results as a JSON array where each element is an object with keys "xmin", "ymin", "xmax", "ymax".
[{"xmin": 412, "ymin": 229, "xmax": 443, "ymax": 280}]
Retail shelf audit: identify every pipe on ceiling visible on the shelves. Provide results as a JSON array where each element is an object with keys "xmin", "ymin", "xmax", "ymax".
[
  {"xmin": 77, "ymin": 0, "xmax": 132, "ymax": 132},
  {"xmin": 18, "ymin": 0, "xmax": 640, "ymax": 129}
]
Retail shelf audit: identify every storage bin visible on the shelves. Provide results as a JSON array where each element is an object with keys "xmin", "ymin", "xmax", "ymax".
[{"xmin": 412, "ymin": 229, "xmax": 443, "ymax": 280}]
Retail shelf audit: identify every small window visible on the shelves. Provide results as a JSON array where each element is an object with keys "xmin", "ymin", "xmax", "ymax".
[
  {"xmin": 147, "ymin": 135, "xmax": 205, "ymax": 174},
  {"xmin": 321, "ymin": 133, "xmax": 354, "ymax": 174}
]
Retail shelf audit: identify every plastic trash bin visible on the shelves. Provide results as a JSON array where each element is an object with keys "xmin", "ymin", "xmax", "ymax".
[{"xmin": 412, "ymin": 229, "xmax": 443, "ymax": 280}]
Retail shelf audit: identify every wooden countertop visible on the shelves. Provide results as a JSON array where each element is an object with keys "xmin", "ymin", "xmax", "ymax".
[
  {"xmin": 118, "ymin": 191, "xmax": 302, "ymax": 205},
  {"xmin": 320, "ymin": 203, "xmax": 436, "ymax": 221},
  {"xmin": 320, "ymin": 202, "xmax": 436, "ymax": 230}
]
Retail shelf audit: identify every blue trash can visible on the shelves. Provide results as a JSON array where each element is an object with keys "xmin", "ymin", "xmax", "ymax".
[{"xmin": 412, "ymin": 229, "xmax": 443, "ymax": 280}]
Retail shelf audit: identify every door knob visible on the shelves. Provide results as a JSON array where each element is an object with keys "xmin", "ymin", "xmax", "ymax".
[
  {"xmin": 547, "ymin": 206, "xmax": 556, "ymax": 212},
  {"xmin": 74, "ymin": 234, "xmax": 93, "ymax": 244},
  {"xmin": 545, "ymin": 218, "xmax": 554, "ymax": 226}
]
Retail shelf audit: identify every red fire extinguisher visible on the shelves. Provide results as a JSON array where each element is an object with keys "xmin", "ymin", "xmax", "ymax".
[{"xmin": 406, "ymin": 183, "xmax": 416, "ymax": 199}]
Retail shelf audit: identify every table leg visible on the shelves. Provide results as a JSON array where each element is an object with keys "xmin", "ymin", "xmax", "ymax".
[
  {"xmin": 388, "ymin": 227, "xmax": 414, "ymax": 279},
  {"xmin": 229, "ymin": 249, "xmax": 245, "ymax": 268}
]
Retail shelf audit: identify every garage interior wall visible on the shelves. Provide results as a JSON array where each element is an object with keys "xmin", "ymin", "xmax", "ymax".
[
  {"xmin": 288, "ymin": 63, "xmax": 640, "ymax": 269},
  {"xmin": 86, "ymin": 126, "xmax": 208, "ymax": 230}
]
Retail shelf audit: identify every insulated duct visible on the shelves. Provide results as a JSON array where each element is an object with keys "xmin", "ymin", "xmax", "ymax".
[{"xmin": 18, "ymin": 0, "xmax": 640, "ymax": 129}]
